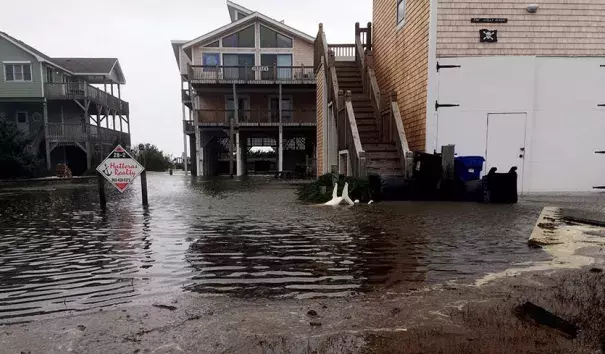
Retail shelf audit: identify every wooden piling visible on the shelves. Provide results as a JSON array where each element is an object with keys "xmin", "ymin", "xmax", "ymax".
[
  {"xmin": 97, "ymin": 172, "xmax": 106, "ymax": 210},
  {"xmin": 141, "ymin": 170, "xmax": 149, "ymax": 207}
]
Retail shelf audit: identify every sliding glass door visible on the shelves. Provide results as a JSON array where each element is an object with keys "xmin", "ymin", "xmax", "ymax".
[
  {"xmin": 260, "ymin": 54, "xmax": 292, "ymax": 80},
  {"xmin": 223, "ymin": 54, "xmax": 254, "ymax": 80}
]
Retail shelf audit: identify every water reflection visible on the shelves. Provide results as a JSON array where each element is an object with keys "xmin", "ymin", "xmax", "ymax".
[{"xmin": 0, "ymin": 174, "xmax": 550, "ymax": 323}]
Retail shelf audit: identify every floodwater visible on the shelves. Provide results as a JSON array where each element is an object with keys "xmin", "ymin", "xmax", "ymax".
[{"xmin": 0, "ymin": 173, "xmax": 567, "ymax": 324}]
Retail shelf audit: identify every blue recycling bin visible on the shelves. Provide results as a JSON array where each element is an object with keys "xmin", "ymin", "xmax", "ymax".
[{"xmin": 454, "ymin": 156, "xmax": 485, "ymax": 182}]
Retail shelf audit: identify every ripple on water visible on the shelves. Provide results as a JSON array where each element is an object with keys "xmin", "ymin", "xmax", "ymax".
[{"xmin": 0, "ymin": 174, "xmax": 553, "ymax": 323}]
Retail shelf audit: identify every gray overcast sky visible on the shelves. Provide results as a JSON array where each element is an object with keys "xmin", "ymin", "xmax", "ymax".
[{"xmin": 3, "ymin": 0, "xmax": 371, "ymax": 156}]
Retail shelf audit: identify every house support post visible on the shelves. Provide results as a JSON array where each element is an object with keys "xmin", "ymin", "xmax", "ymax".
[
  {"xmin": 83, "ymin": 101, "xmax": 91, "ymax": 170},
  {"xmin": 43, "ymin": 100, "xmax": 51, "ymax": 170},
  {"xmin": 193, "ymin": 108, "xmax": 201, "ymax": 176},
  {"xmin": 190, "ymin": 129, "xmax": 198, "ymax": 176},
  {"xmin": 236, "ymin": 131, "xmax": 242, "ymax": 176},
  {"xmin": 278, "ymin": 83, "xmax": 283, "ymax": 173},
  {"xmin": 181, "ymin": 79, "xmax": 188, "ymax": 175},
  {"xmin": 110, "ymin": 84, "xmax": 115, "ymax": 130},
  {"xmin": 229, "ymin": 83, "xmax": 236, "ymax": 178}
]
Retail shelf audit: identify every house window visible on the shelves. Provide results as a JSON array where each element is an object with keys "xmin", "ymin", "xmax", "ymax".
[
  {"xmin": 202, "ymin": 53, "xmax": 220, "ymax": 71},
  {"xmin": 260, "ymin": 54, "xmax": 292, "ymax": 80},
  {"xmin": 397, "ymin": 0, "xmax": 406, "ymax": 26},
  {"xmin": 46, "ymin": 67, "xmax": 54, "ymax": 83},
  {"xmin": 204, "ymin": 41, "xmax": 219, "ymax": 47},
  {"xmin": 4, "ymin": 63, "xmax": 32, "ymax": 82},
  {"xmin": 260, "ymin": 25, "xmax": 292, "ymax": 48},
  {"xmin": 221, "ymin": 26, "xmax": 255, "ymax": 47}
]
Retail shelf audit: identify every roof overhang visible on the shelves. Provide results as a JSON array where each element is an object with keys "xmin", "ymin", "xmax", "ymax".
[{"xmin": 227, "ymin": 0, "xmax": 253, "ymax": 22}]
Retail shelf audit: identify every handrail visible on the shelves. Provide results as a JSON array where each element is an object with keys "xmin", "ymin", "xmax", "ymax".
[
  {"xmin": 338, "ymin": 90, "xmax": 366, "ymax": 177},
  {"xmin": 380, "ymin": 92, "xmax": 413, "ymax": 178},
  {"xmin": 188, "ymin": 65, "xmax": 314, "ymax": 82}
]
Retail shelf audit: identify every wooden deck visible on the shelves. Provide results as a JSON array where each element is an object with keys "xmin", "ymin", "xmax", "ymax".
[{"xmin": 45, "ymin": 83, "xmax": 129, "ymax": 114}]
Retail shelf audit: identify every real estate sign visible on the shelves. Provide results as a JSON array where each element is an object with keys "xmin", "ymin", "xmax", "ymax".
[{"xmin": 96, "ymin": 145, "xmax": 144, "ymax": 193}]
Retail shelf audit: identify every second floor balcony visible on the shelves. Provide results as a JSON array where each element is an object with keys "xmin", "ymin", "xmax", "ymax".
[
  {"xmin": 183, "ymin": 108, "xmax": 316, "ymax": 131},
  {"xmin": 188, "ymin": 65, "xmax": 315, "ymax": 85},
  {"xmin": 48, "ymin": 122, "xmax": 130, "ymax": 147},
  {"xmin": 45, "ymin": 83, "xmax": 129, "ymax": 115}
]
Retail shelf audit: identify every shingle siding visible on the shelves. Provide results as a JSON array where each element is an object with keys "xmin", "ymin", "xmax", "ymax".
[
  {"xmin": 437, "ymin": 0, "xmax": 605, "ymax": 57},
  {"xmin": 373, "ymin": 0, "xmax": 431, "ymax": 151},
  {"xmin": 0, "ymin": 38, "xmax": 43, "ymax": 98}
]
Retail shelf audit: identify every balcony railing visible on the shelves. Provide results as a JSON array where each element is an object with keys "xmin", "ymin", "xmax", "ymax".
[
  {"xmin": 45, "ymin": 83, "xmax": 129, "ymax": 114},
  {"xmin": 48, "ymin": 123, "xmax": 130, "ymax": 146},
  {"xmin": 194, "ymin": 109, "xmax": 316, "ymax": 126},
  {"xmin": 188, "ymin": 65, "xmax": 315, "ymax": 84}
]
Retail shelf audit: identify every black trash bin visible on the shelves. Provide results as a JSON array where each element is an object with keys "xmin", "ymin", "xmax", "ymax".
[
  {"xmin": 411, "ymin": 152, "xmax": 442, "ymax": 199},
  {"xmin": 482, "ymin": 167, "xmax": 518, "ymax": 203}
]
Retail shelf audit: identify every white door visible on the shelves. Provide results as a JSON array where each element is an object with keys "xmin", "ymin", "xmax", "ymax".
[
  {"xmin": 486, "ymin": 113, "xmax": 527, "ymax": 191},
  {"xmin": 16, "ymin": 112, "xmax": 29, "ymax": 134}
]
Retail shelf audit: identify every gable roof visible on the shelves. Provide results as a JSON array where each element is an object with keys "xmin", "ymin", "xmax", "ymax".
[
  {"xmin": 0, "ymin": 32, "xmax": 126, "ymax": 84},
  {"xmin": 181, "ymin": 11, "xmax": 314, "ymax": 50},
  {"xmin": 0, "ymin": 31, "xmax": 74, "ymax": 74}
]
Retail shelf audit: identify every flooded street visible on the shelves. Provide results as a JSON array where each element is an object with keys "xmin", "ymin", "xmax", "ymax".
[{"xmin": 0, "ymin": 173, "xmax": 569, "ymax": 325}]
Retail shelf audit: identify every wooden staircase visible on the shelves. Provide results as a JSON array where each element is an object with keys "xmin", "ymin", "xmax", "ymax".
[{"xmin": 335, "ymin": 61, "xmax": 402, "ymax": 177}]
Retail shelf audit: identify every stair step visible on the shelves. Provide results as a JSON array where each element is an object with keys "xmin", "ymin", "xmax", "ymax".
[
  {"xmin": 365, "ymin": 143, "xmax": 398, "ymax": 151},
  {"xmin": 337, "ymin": 76, "xmax": 361, "ymax": 81},
  {"xmin": 366, "ymin": 160, "xmax": 401, "ymax": 169},
  {"xmin": 335, "ymin": 62, "xmax": 358, "ymax": 67},
  {"xmin": 357, "ymin": 125, "xmax": 377, "ymax": 132},
  {"xmin": 367, "ymin": 151, "xmax": 400, "ymax": 160},
  {"xmin": 367, "ymin": 168, "xmax": 403, "ymax": 177},
  {"xmin": 355, "ymin": 112, "xmax": 375, "ymax": 119},
  {"xmin": 353, "ymin": 107, "xmax": 374, "ymax": 113}
]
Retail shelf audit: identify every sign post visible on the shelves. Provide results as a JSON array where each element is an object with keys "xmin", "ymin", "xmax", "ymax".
[{"xmin": 96, "ymin": 145, "xmax": 146, "ymax": 208}]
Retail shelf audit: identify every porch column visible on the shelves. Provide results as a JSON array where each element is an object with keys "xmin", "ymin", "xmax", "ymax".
[
  {"xmin": 43, "ymin": 101, "xmax": 51, "ymax": 170},
  {"xmin": 278, "ymin": 83, "xmax": 283, "ymax": 172},
  {"xmin": 236, "ymin": 131, "xmax": 242, "ymax": 176}
]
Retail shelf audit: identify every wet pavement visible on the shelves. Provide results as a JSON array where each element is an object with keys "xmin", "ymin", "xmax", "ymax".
[{"xmin": 0, "ymin": 173, "xmax": 602, "ymax": 326}]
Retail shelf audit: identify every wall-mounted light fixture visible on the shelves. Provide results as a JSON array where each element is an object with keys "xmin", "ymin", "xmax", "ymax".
[{"xmin": 526, "ymin": 4, "xmax": 539, "ymax": 13}]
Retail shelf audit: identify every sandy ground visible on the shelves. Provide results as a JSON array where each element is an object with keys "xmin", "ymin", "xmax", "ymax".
[{"xmin": 1, "ymin": 265, "xmax": 603, "ymax": 354}]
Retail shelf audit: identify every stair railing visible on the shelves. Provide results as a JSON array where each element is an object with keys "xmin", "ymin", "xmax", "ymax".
[
  {"xmin": 355, "ymin": 23, "xmax": 383, "ymax": 142},
  {"xmin": 380, "ymin": 92, "xmax": 413, "ymax": 178},
  {"xmin": 356, "ymin": 22, "xmax": 412, "ymax": 177},
  {"xmin": 338, "ymin": 90, "xmax": 366, "ymax": 177},
  {"xmin": 315, "ymin": 23, "xmax": 366, "ymax": 177}
]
